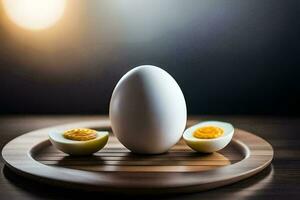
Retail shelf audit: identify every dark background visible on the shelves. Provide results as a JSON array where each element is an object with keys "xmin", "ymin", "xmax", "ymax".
[{"xmin": 0, "ymin": 0, "xmax": 299, "ymax": 115}]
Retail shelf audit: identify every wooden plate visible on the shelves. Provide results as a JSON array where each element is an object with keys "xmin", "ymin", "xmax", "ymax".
[{"xmin": 1, "ymin": 120, "xmax": 273, "ymax": 194}]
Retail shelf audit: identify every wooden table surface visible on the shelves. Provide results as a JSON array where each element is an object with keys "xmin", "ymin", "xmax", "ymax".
[{"xmin": 0, "ymin": 115, "xmax": 299, "ymax": 199}]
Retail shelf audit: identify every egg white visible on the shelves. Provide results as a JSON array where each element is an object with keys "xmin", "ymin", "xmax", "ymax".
[
  {"xmin": 183, "ymin": 121, "xmax": 234, "ymax": 153},
  {"xmin": 49, "ymin": 131, "xmax": 109, "ymax": 155}
]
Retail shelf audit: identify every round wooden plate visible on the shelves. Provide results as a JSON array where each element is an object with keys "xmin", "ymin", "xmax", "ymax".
[{"xmin": 1, "ymin": 120, "xmax": 273, "ymax": 194}]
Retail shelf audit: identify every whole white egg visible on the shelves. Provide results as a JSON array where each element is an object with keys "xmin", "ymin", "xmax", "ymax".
[{"xmin": 109, "ymin": 65, "xmax": 187, "ymax": 154}]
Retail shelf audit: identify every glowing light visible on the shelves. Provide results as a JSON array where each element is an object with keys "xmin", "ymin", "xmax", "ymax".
[{"xmin": 2, "ymin": 0, "xmax": 66, "ymax": 30}]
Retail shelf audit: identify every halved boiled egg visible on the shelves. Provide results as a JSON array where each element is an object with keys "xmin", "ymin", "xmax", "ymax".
[
  {"xmin": 183, "ymin": 121, "xmax": 234, "ymax": 153},
  {"xmin": 49, "ymin": 128, "xmax": 109, "ymax": 156}
]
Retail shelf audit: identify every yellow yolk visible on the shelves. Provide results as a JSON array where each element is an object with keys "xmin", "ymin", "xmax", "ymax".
[
  {"xmin": 193, "ymin": 126, "xmax": 224, "ymax": 139},
  {"xmin": 63, "ymin": 128, "xmax": 97, "ymax": 141}
]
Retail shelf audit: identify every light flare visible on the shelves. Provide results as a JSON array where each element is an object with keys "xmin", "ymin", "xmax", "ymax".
[{"xmin": 2, "ymin": 0, "xmax": 66, "ymax": 30}]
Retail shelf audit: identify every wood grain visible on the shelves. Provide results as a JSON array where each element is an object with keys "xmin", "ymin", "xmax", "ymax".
[
  {"xmin": 32, "ymin": 140, "xmax": 238, "ymax": 172},
  {"xmin": 1, "ymin": 116, "xmax": 299, "ymax": 200},
  {"xmin": 1, "ymin": 119, "xmax": 273, "ymax": 194}
]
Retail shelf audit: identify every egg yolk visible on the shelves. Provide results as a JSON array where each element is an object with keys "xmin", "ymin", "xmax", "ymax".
[
  {"xmin": 63, "ymin": 128, "xmax": 97, "ymax": 141},
  {"xmin": 193, "ymin": 126, "xmax": 224, "ymax": 139}
]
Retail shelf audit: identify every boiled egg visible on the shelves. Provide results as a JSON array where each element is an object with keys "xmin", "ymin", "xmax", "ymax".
[
  {"xmin": 109, "ymin": 65, "xmax": 187, "ymax": 154},
  {"xmin": 183, "ymin": 121, "xmax": 234, "ymax": 153},
  {"xmin": 49, "ymin": 128, "xmax": 109, "ymax": 156}
]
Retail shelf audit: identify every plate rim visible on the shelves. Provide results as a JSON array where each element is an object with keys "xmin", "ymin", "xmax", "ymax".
[{"xmin": 1, "ymin": 120, "xmax": 274, "ymax": 194}]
